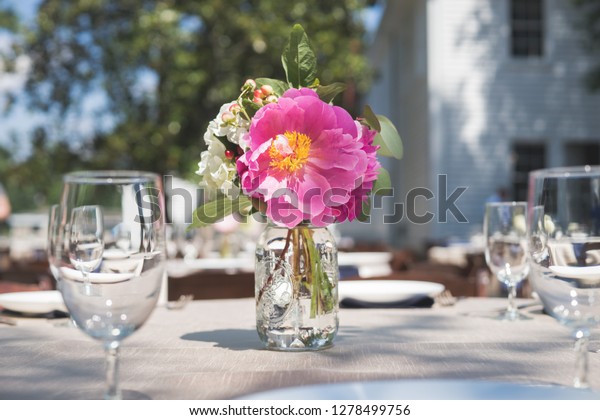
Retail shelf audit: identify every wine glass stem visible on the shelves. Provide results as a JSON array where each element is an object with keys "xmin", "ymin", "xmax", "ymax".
[
  {"xmin": 82, "ymin": 272, "xmax": 92, "ymax": 296},
  {"xmin": 506, "ymin": 283, "xmax": 517, "ymax": 318},
  {"xmin": 104, "ymin": 341, "xmax": 121, "ymax": 400},
  {"xmin": 574, "ymin": 331, "xmax": 590, "ymax": 389}
]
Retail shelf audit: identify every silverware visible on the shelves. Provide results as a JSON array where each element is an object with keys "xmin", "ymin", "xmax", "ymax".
[
  {"xmin": 166, "ymin": 294, "xmax": 194, "ymax": 310},
  {"xmin": 434, "ymin": 290, "xmax": 457, "ymax": 307},
  {"xmin": 0, "ymin": 316, "xmax": 17, "ymax": 326},
  {"xmin": 517, "ymin": 300, "xmax": 543, "ymax": 310}
]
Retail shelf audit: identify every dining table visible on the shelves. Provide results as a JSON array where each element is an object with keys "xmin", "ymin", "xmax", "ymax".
[{"xmin": 1, "ymin": 296, "xmax": 600, "ymax": 400}]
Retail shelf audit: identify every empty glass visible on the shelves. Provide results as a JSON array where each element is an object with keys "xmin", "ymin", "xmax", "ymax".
[
  {"xmin": 528, "ymin": 166, "xmax": 600, "ymax": 388},
  {"xmin": 47, "ymin": 204, "xmax": 61, "ymax": 282},
  {"xmin": 484, "ymin": 202, "xmax": 530, "ymax": 320},
  {"xmin": 69, "ymin": 205, "xmax": 104, "ymax": 295},
  {"xmin": 48, "ymin": 171, "xmax": 166, "ymax": 399}
]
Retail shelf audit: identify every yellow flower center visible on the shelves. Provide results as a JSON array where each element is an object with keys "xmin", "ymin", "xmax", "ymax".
[{"xmin": 268, "ymin": 131, "xmax": 312, "ymax": 173}]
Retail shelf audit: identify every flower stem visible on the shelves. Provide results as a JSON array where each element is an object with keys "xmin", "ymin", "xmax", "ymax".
[
  {"xmin": 301, "ymin": 227, "xmax": 333, "ymax": 318},
  {"xmin": 256, "ymin": 228, "xmax": 293, "ymax": 303},
  {"xmin": 291, "ymin": 228, "xmax": 302, "ymax": 299}
]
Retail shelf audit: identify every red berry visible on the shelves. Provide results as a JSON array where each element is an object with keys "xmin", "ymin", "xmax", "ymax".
[
  {"xmin": 225, "ymin": 150, "xmax": 234, "ymax": 159},
  {"xmin": 261, "ymin": 84, "xmax": 274, "ymax": 96}
]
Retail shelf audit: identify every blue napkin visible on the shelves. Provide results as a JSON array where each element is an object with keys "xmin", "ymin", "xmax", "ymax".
[{"xmin": 340, "ymin": 295, "xmax": 434, "ymax": 309}]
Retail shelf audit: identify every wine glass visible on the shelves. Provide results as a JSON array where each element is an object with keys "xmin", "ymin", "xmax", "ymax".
[
  {"xmin": 528, "ymin": 166, "xmax": 600, "ymax": 389},
  {"xmin": 69, "ymin": 205, "xmax": 104, "ymax": 295},
  {"xmin": 47, "ymin": 204, "xmax": 61, "ymax": 282},
  {"xmin": 484, "ymin": 201, "xmax": 530, "ymax": 321},
  {"xmin": 49, "ymin": 171, "xmax": 166, "ymax": 399}
]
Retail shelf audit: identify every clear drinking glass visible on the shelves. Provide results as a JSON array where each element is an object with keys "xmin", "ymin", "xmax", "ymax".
[
  {"xmin": 69, "ymin": 205, "xmax": 104, "ymax": 295},
  {"xmin": 528, "ymin": 166, "xmax": 600, "ymax": 388},
  {"xmin": 484, "ymin": 202, "xmax": 530, "ymax": 321},
  {"xmin": 48, "ymin": 171, "xmax": 166, "ymax": 399},
  {"xmin": 47, "ymin": 204, "xmax": 61, "ymax": 282}
]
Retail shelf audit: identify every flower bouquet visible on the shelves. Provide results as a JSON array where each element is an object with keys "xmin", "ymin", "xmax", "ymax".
[{"xmin": 193, "ymin": 25, "xmax": 402, "ymax": 350}]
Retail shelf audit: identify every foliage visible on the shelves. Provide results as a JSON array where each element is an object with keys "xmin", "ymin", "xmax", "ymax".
[{"xmin": 0, "ymin": 0, "xmax": 374, "ymax": 211}]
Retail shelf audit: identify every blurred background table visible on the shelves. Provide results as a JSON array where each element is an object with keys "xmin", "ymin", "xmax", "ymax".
[
  {"xmin": 1, "ymin": 297, "xmax": 598, "ymax": 399},
  {"xmin": 165, "ymin": 252, "xmax": 394, "ymax": 301}
]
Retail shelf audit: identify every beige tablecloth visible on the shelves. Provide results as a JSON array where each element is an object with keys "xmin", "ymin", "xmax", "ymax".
[{"xmin": 1, "ymin": 298, "xmax": 598, "ymax": 399}]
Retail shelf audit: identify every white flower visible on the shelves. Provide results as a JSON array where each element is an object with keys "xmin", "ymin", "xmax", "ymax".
[
  {"xmin": 227, "ymin": 119, "xmax": 250, "ymax": 149},
  {"xmin": 204, "ymin": 101, "xmax": 250, "ymax": 149},
  {"xmin": 212, "ymin": 102, "xmax": 237, "ymax": 138},
  {"xmin": 196, "ymin": 138, "xmax": 239, "ymax": 200},
  {"xmin": 197, "ymin": 101, "xmax": 253, "ymax": 200}
]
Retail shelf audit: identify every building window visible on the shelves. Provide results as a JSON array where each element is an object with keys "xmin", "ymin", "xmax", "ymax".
[
  {"xmin": 512, "ymin": 143, "xmax": 546, "ymax": 201},
  {"xmin": 565, "ymin": 142, "xmax": 600, "ymax": 166},
  {"xmin": 510, "ymin": 0, "xmax": 544, "ymax": 57}
]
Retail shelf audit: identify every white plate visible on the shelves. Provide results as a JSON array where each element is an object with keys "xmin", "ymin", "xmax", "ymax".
[
  {"xmin": 0, "ymin": 291, "xmax": 67, "ymax": 315},
  {"xmin": 338, "ymin": 280, "xmax": 444, "ymax": 304},
  {"xmin": 338, "ymin": 252, "xmax": 391, "ymax": 266},
  {"xmin": 59, "ymin": 267, "xmax": 136, "ymax": 284},
  {"xmin": 549, "ymin": 265, "xmax": 600, "ymax": 282},
  {"xmin": 240, "ymin": 379, "xmax": 599, "ymax": 400}
]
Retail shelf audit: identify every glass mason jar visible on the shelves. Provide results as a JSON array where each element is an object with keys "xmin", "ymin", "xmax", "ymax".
[{"xmin": 255, "ymin": 221, "xmax": 339, "ymax": 351}]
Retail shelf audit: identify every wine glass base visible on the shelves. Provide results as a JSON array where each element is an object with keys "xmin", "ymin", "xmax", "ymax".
[
  {"xmin": 53, "ymin": 388, "xmax": 152, "ymax": 400},
  {"xmin": 494, "ymin": 311, "xmax": 532, "ymax": 321},
  {"xmin": 464, "ymin": 309, "xmax": 533, "ymax": 321}
]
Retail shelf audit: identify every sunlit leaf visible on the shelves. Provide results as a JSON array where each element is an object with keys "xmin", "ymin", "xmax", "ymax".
[
  {"xmin": 282, "ymin": 24, "xmax": 317, "ymax": 88},
  {"xmin": 373, "ymin": 166, "xmax": 393, "ymax": 196},
  {"xmin": 373, "ymin": 115, "xmax": 403, "ymax": 160},
  {"xmin": 357, "ymin": 195, "xmax": 372, "ymax": 222},
  {"xmin": 316, "ymin": 82, "xmax": 346, "ymax": 103},
  {"xmin": 190, "ymin": 196, "xmax": 253, "ymax": 228},
  {"xmin": 363, "ymin": 105, "xmax": 381, "ymax": 132},
  {"xmin": 256, "ymin": 78, "xmax": 290, "ymax": 97}
]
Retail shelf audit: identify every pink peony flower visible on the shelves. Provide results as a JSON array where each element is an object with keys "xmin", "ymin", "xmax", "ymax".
[{"xmin": 236, "ymin": 88, "xmax": 380, "ymax": 228}]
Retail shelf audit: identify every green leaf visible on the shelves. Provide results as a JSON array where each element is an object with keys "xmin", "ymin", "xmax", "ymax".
[
  {"xmin": 373, "ymin": 166, "xmax": 393, "ymax": 196},
  {"xmin": 363, "ymin": 105, "xmax": 381, "ymax": 132},
  {"xmin": 255, "ymin": 78, "xmax": 290, "ymax": 97},
  {"xmin": 190, "ymin": 196, "xmax": 253, "ymax": 228},
  {"xmin": 357, "ymin": 196, "xmax": 372, "ymax": 222},
  {"xmin": 316, "ymin": 82, "xmax": 346, "ymax": 103},
  {"xmin": 373, "ymin": 115, "xmax": 403, "ymax": 160},
  {"xmin": 241, "ymin": 98, "xmax": 262, "ymax": 118},
  {"xmin": 281, "ymin": 24, "xmax": 317, "ymax": 88}
]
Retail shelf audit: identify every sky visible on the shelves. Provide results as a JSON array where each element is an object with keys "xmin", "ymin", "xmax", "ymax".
[{"xmin": 0, "ymin": 0, "xmax": 43, "ymax": 158}]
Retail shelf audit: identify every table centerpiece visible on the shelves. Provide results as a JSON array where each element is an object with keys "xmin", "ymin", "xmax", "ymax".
[{"xmin": 192, "ymin": 24, "xmax": 402, "ymax": 350}]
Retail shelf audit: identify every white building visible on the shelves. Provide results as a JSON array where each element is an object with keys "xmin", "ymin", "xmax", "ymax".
[{"xmin": 342, "ymin": 0, "xmax": 600, "ymax": 249}]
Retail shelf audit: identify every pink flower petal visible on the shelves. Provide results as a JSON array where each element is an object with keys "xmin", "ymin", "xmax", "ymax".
[{"xmin": 239, "ymin": 87, "xmax": 381, "ymax": 227}]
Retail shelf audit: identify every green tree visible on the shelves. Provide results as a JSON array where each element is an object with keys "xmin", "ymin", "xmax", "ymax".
[
  {"xmin": 3, "ymin": 0, "xmax": 373, "ymax": 187},
  {"xmin": 2, "ymin": 132, "xmax": 82, "ymax": 211}
]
